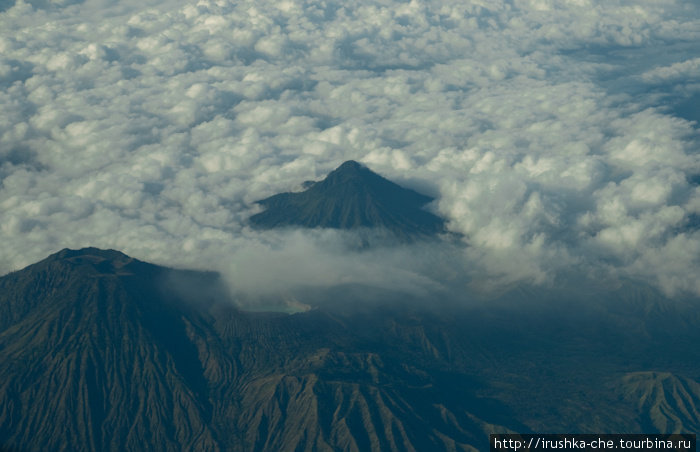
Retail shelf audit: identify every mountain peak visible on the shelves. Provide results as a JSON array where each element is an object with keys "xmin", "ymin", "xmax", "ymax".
[
  {"xmin": 42, "ymin": 247, "xmax": 150, "ymax": 277},
  {"xmin": 320, "ymin": 160, "xmax": 376, "ymax": 187},
  {"xmin": 329, "ymin": 160, "xmax": 369, "ymax": 178},
  {"xmin": 249, "ymin": 161, "xmax": 445, "ymax": 239},
  {"xmin": 336, "ymin": 160, "xmax": 364, "ymax": 171},
  {"xmin": 52, "ymin": 247, "xmax": 131, "ymax": 262}
]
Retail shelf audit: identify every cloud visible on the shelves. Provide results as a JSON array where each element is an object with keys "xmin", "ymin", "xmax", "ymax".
[
  {"xmin": 641, "ymin": 58, "xmax": 700, "ymax": 84},
  {"xmin": 1, "ymin": 0, "xmax": 699, "ymax": 298}
]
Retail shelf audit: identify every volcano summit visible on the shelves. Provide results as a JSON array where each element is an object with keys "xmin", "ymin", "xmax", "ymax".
[{"xmin": 249, "ymin": 161, "xmax": 445, "ymax": 240}]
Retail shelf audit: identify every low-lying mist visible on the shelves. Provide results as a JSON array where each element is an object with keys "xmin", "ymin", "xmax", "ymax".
[{"xmin": 163, "ymin": 227, "xmax": 698, "ymax": 314}]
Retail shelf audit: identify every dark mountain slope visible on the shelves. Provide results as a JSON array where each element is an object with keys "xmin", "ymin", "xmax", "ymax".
[
  {"xmin": 205, "ymin": 302, "xmax": 522, "ymax": 451},
  {"xmin": 0, "ymin": 248, "xmax": 221, "ymax": 452},
  {"xmin": 230, "ymin": 356, "xmax": 516, "ymax": 452},
  {"xmin": 3, "ymin": 248, "xmax": 700, "ymax": 451},
  {"xmin": 617, "ymin": 372, "xmax": 700, "ymax": 433},
  {"xmin": 0, "ymin": 248, "xmax": 517, "ymax": 452},
  {"xmin": 249, "ymin": 161, "xmax": 445, "ymax": 239}
]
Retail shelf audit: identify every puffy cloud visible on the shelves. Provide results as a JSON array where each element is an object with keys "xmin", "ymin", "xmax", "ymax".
[
  {"xmin": 641, "ymin": 58, "xmax": 700, "ymax": 84},
  {"xmin": 1, "ymin": 0, "xmax": 699, "ymax": 298}
]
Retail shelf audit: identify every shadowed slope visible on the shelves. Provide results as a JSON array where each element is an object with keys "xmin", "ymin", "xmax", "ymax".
[
  {"xmin": 0, "ymin": 248, "xmax": 220, "ymax": 452},
  {"xmin": 0, "ymin": 248, "xmax": 517, "ymax": 451},
  {"xmin": 3, "ymin": 248, "xmax": 700, "ymax": 451}
]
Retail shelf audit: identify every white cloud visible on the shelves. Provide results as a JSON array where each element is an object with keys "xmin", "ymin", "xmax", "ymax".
[
  {"xmin": 1, "ymin": 0, "xmax": 700, "ymax": 297},
  {"xmin": 641, "ymin": 57, "xmax": 700, "ymax": 84}
]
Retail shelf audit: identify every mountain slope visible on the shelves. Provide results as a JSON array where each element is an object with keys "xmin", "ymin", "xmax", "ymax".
[
  {"xmin": 3, "ymin": 248, "xmax": 700, "ymax": 451},
  {"xmin": 0, "ymin": 248, "xmax": 516, "ymax": 452},
  {"xmin": 618, "ymin": 372, "xmax": 700, "ymax": 433},
  {"xmin": 0, "ymin": 248, "xmax": 221, "ymax": 451},
  {"xmin": 249, "ymin": 161, "xmax": 445, "ymax": 239}
]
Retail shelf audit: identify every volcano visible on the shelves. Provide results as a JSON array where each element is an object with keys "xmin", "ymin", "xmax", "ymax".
[
  {"xmin": 249, "ymin": 160, "xmax": 445, "ymax": 239},
  {"xmin": 0, "ymin": 247, "xmax": 520, "ymax": 451},
  {"xmin": 2, "ymin": 248, "xmax": 700, "ymax": 451}
]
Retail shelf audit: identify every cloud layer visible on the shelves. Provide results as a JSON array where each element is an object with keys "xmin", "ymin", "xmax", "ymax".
[{"xmin": 1, "ymin": 0, "xmax": 699, "ymax": 297}]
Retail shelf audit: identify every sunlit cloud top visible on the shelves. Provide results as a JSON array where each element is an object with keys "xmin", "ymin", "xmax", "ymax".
[{"xmin": 1, "ymin": 0, "xmax": 699, "ymax": 295}]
